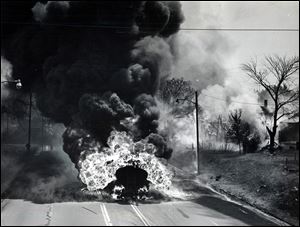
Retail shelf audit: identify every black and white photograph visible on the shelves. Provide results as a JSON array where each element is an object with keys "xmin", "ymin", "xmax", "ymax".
[{"xmin": 1, "ymin": 1, "xmax": 299, "ymax": 226}]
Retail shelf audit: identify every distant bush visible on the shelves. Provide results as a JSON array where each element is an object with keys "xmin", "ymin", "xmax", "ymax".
[
  {"xmin": 243, "ymin": 132, "xmax": 261, "ymax": 153},
  {"xmin": 226, "ymin": 109, "xmax": 262, "ymax": 154}
]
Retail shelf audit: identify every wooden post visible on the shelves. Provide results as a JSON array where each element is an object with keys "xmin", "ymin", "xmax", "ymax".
[{"xmin": 26, "ymin": 91, "xmax": 32, "ymax": 153}]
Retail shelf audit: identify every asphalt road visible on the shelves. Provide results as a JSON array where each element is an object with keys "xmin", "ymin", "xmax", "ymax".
[
  {"xmin": 1, "ymin": 150, "xmax": 286, "ymax": 226},
  {"xmin": 1, "ymin": 195, "xmax": 282, "ymax": 226}
]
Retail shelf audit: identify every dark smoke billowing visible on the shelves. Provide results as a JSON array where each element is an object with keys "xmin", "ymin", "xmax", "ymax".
[{"xmin": 3, "ymin": 1, "xmax": 184, "ymax": 169}]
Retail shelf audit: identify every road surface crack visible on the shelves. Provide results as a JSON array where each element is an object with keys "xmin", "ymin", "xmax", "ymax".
[
  {"xmin": 82, "ymin": 206, "xmax": 98, "ymax": 215},
  {"xmin": 45, "ymin": 204, "xmax": 53, "ymax": 226},
  {"xmin": 176, "ymin": 208, "xmax": 190, "ymax": 219},
  {"xmin": 1, "ymin": 199, "xmax": 9, "ymax": 212}
]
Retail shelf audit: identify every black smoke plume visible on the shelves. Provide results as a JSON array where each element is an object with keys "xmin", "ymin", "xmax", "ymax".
[{"xmin": 2, "ymin": 1, "xmax": 184, "ymax": 169}]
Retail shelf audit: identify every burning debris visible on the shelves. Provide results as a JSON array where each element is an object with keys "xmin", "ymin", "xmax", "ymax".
[
  {"xmin": 78, "ymin": 131, "xmax": 172, "ymax": 198},
  {"xmin": 2, "ymin": 1, "xmax": 184, "ymax": 199}
]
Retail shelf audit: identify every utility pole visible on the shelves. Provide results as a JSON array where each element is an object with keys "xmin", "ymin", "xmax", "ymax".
[
  {"xmin": 195, "ymin": 91, "xmax": 200, "ymax": 174},
  {"xmin": 176, "ymin": 90, "xmax": 201, "ymax": 174},
  {"xmin": 1, "ymin": 79, "xmax": 22, "ymax": 144},
  {"xmin": 26, "ymin": 91, "xmax": 32, "ymax": 153},
  {"xmin": 6, "ymin": 112, "xmax": 9, "ymax": 140},
  {"xmin": 41, "ymin": 116, "xmax": 44, "ymax": 152}
]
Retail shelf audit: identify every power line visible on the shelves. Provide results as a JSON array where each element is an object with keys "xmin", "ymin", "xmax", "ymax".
[
  {"xmin": 1, "ymin": 21, "xmax": 299, "ymax": 32},
  {"xmin": 180, "ymin": 28, "xmax": 299, "ymax": 32},
  {"xmin": 199, "ymin": 93, "xmax": 272, "ymax": 106}
]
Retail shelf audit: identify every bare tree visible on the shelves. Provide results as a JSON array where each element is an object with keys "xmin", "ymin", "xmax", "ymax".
[
  {"xmin": 226, "ymin": 109, "xmax": 260, "ymax": 154},
  {"xmin": 242, "ymin": 56, "xmax": 299, "ymax": 153},
  {"xmin": 158, "ymin": 77, "xmax": 197, "ymax": 117},
  {"xmin": 207, "ymin": 115, "xmax": 227, "ymax": 141},
  {"xmin": 226, "ymin": 109, "xmax": 243, "ymax": 154},
  {"xmin": 159, "ymin": 78, "xmax": 194, "ymax": 104}
]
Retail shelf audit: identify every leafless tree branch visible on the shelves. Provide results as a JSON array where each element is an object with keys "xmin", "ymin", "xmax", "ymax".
[{"xmin": 242, "ymin": 55, "xmax": 299, "ymax": 152}]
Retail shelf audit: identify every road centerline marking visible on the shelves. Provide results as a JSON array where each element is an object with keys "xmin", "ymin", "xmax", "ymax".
[
  {"xmin": 100, "ymin": 203, "xmax": 112, "ymax": 226},
  {"xmin": 131, "ymin": 204, "xmax": 151, "ymax": 226}
]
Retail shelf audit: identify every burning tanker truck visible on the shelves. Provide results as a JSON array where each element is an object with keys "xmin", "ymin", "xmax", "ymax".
[{"xmin": 3, "ymin": 1, "xmax": 184, "ymax": 199}]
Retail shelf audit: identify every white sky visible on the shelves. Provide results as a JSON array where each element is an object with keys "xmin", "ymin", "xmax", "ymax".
[{"xmin": 180, "ymin": 1, "xmax": 299, "ymax": 74}]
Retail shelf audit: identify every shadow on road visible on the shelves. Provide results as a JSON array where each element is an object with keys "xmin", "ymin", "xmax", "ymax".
[{"xmin": 192, "ymin": 195, "xmax": 279, "ymax": 226}]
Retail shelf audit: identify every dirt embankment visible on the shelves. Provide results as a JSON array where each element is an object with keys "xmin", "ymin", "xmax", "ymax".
[{"xmin": 197, "ymin": 151, "xmax": 299, "ymax": 226}]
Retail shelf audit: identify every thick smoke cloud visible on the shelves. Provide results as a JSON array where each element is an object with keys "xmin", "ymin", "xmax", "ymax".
[
  {"xmin": 171, "ymin": 31, "xmax": 231, "ymax": 91},
  {"xmin": 78, "ymin": 92, "xmax": 134, "ymax": 140},
  {"xmin": 3, "ymin": 1, "xmax": 184, "ymax": 168},
  {"xmin": 63, "ymin": 127, "xmax": 101, "ymax": 165},
  {"xmin": 134, "ymin": 94, "xmax": 160, "ymax": 138},
  {"xmin": 146, "ymin": 133, "xmax": 173, "ymax": 159}
]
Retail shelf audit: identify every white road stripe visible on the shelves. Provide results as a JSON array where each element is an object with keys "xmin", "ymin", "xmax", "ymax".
[
  {"xmin": 131, "ymin": 204, "xmax": 151, "ymax": 226},
  {"xmin": 239, "ymin": 208, "xmax": 248, "ymax": 214},
  {"xmin": 100, "ymin": 203, "xmax": 112, "ymax": 226},
  {"xmin": 209, "ymin": 219, "xmax": 219, "ymax": 226}
]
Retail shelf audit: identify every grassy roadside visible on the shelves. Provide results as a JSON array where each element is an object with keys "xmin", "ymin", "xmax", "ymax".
[{"xmin": 197, "ymin": 150, "xmax": 299, "ymax": 226}]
